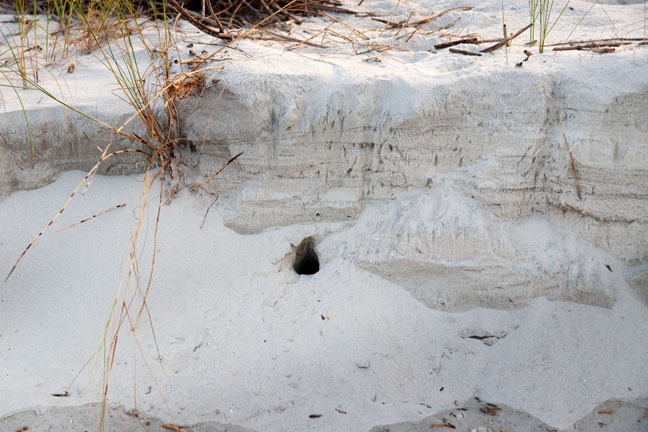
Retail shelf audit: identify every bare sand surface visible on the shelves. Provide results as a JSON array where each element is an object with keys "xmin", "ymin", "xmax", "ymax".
[{"xmin": 1, "ymin": 0, "xmax": 648, "ymax": 431}]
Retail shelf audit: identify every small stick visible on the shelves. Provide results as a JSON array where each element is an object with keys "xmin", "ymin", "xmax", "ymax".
[
  {"xmin": 480, "ymin": 24, "xmax": 531, "ymax": 53},
  {"xmin": 371, "ymin": 17, "xmax": 404, "ymax": 28},
  {"xmin": 431, "ymin": 418, "xmax": 456, "ymax": 428},
  {"xmin": 548, "ymin": 37, "xmax": 645, "ymax": 47},
  {"xmin": 258, "ymin": 29, "xmax": 327, "ymax": 48},
  {"xmin": 189, "ymin": 151, "xmax": 243, "ymax": 190},
  {"xmin": 372, "ymin": 6, "xmax": 473, "ymax": 29},
  {"xmin": 590, "ymin": 47, "xmax": 616, "ymax": 53},
  {"xmin": 435, "ymin": 37, "xmax": 479, "ymax": 49},
  {"xmin": 161, "ymin": 425, "xmax": 188, "ymax": 432},
  {"xmin": 396, "ymin": 11, "xmax": 414, "ymax": 35},
  {"xmin": 553, "ymin": 43, "xmax": 621, "ymax": 52},
  {"xmin": 403, "ymin": 27, "xmax": 420, "ymax": 43},
  {"xmin": 54, "ymin": 204, "xmax": 127, "ymax": 233},
  {"xmin": 449, "ymin": 48, "xmax": 482, "ymax": 56},
  {"xmin": 200, "ymin": 194, "xmax": 219, "ymax": 229},
  {"xmin": 563, "ymin": 134, "xmax": 582, "ymax": 199},
  {"xmin": 427, "ymin": 18, "xmax": 462, "ymax": 36},
  {"xmin": 167, "ymin": 0, "xmax": 228, "ymax": 39},
  {"xmin": 407, "ymin": 6, "xmax": 473, "ymax": 26},
  {"xmin": 501, "ymin": 0, "xmax": 508, "ymax": 48}
]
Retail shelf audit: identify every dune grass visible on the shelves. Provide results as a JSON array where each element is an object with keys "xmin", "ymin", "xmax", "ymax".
[
  {"xmin": 528, "ymin": 0, "xmax": 571, "ymax": 53},
  {"xmin": 1, "ymin": 1, "xmax": 216, "ymax": 428},
  {"xmin": 0, "ymin": 0, "xmax": 346, "ymax": 428}
]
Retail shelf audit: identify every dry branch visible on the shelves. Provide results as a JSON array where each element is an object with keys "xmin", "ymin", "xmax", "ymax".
[
  {"xmin": 480, "ymin": 24, "xmax": 531, "ymax": 53},
  {"xmin": 549, "ymin": 37, "xmax": 646, "ymax": 46},
  {"xmin": 435, "ymin": 37, "xmax": 480, "ymax": 49},
  {"xmin": 449, "ymin": 47, "xmax": 482, "ymax": 56},
  {"xmin": 166, "ymin": 0, "xmax": 358, "ymax": 34},
  {"xmin": 552, "ymin": 41, "xmax": 630, "ymax": 53},
  {"xmin": 563, "ymin": 134, "xmax": 582, "ymax": 199},
  {"xmin": 372, "ymin": 6, "xmax": 472, "ymax": 29}
]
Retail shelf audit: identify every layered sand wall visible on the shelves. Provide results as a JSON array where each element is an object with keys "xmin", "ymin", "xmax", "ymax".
[{"xmin": 3, "ymin": 47, "xmax": 646, "ymax": 310}]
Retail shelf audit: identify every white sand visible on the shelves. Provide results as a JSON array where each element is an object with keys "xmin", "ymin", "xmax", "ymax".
[{"xmin": 1, "ymin": 0, "xmax": 648, "ymax": 431}]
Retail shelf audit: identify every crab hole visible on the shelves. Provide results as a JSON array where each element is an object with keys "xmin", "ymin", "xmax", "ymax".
[{"xmin": 293, "ymin": 237, "xmax": 320, "ymax": 275}]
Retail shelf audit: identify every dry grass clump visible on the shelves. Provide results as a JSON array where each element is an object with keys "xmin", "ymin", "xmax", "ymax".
[
  {"xmin": 170, "ymin": 0, "xmax": 355, "ymax": 29},
  {"xmin": 1, "ymin": 0, "xmax": 356, "ymax": 34},
  {"xmin": 0, "ymin": 0, "xmax": 358, "ymax": 78},
  {"xmin": 1, "ymin": 1, "xmax": 245, "ymax": 428}
]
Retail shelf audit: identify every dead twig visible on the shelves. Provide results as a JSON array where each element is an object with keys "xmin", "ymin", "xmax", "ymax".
[
  {"xmin": 167, "ymin": 0, "xmax": 359, "ymax": 39},
  {"xmin": 480, "ymin": 24, "xmax": 531, "ymax": 53},
  {"xmin": 162, "ymin": 424, "xmax": 189, "ymax": 432},
  {"xmin": 167, "ymin": 0, "xmax": 230, "ymax": 40},
  {"xmin": 430, "ymin": 417, "xmax": 457, "ymax": 428},
  {"xmin": 449, "ymin": 47, "xmax": 482, "ymax": 56},
  {"xmin": 188, "ymin": 151, "xmax": 243, "ymax": 190},
  {"xmin": 563, "ymin": 134, "xmax": 582, "ymax": 199},
  {"xmin": 548, "ymin": 37, "xmax": 647, "ymax": 46},
  {"xmin": 54, "ymin": 203, "xmax": 127, "ymax": 233},
  {"xmin": 372, "ymin": 6, "xmax": 472, "ymax": 29},
  {"xmin": 435, "ymin": 37, "xmax": 480, "ymax": 49},
  {"xmin": 258, "ymin": 28, "xmax": 327, "ymax": 48},
  {"xmin": 200, "ymin": 193, "xmax": 219, "ymax": 229},
  {"xmin": 553, "ymin": 41, "xmax": 627, "ymax": 53},
  {"xmin": 480, "ymin": 402, "xmax": 502, "ymax": 416}
]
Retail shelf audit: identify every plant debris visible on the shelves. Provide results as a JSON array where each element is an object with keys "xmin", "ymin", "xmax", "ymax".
[
  {"xmin": 480, "ymin": 402, "xmax": 503, "ymax": 416},
  {"xmin": 162, "ymin": 424, "xmax": 189, "ymax": 432},
  {"xmin": 551, "ymin": 38, "xmax": 647, "ymax": 53},
  {"xmin": 449, "ymin": 47, "xmax": 482, "ymax": 56},
  {"xmin": 430, "ymin": 417, "xmax": 456, "ymax": 428},
  {"xmin": 166, "ymin": 0, "xmax": 360, "ymax": 35}
]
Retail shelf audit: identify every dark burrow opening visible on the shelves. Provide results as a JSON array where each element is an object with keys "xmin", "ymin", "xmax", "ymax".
[{"xmin": 293, "ymin": 237, "xmax": 320, "ymax": 275}]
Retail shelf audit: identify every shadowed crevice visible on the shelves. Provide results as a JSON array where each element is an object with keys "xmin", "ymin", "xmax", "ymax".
[{"xmin": 293, "ymin": 236, "xmax": 319, "ymax": 275}]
